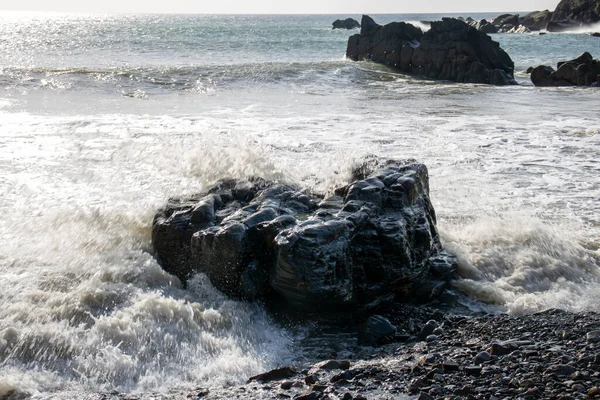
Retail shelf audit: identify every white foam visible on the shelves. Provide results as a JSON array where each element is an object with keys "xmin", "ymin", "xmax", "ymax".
[{"xmin": 443, "ymin": 216, "xmax": 600, "ymax": 314}]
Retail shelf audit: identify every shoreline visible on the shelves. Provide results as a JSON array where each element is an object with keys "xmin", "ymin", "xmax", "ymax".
[{"xmin": 95, "ymin": 306, "xmax": 600, "ymax": 400}]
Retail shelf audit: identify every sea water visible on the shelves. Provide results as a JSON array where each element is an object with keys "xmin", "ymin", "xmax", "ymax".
[{"xmin": 0, "ymin": 12, "xmax": 599, "ymax": 398}]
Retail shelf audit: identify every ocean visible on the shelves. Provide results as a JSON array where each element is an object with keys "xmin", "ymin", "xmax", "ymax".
[{"xmin": 0, "ymin": 12, "xmax": 599, "ymax": 399}]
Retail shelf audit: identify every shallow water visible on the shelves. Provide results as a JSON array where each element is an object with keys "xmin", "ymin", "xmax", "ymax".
[{"xmin": 0, "ymin": 11, "xmax": 599, "ymax": 398}]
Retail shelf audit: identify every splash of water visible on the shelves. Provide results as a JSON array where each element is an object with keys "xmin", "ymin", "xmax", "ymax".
[{"xmin": 442, "ymin": 215, "xmax": 600, "ymax": 314}]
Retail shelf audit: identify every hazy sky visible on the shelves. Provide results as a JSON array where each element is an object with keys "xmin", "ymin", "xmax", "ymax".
[{"xmin": 0, "ymin": 0, "xmax": 559, "ymax": 14}]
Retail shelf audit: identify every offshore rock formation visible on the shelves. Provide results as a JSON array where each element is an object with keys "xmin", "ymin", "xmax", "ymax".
[
  {"xmin": 346, "ymin": 15, "xmax": 517, "ymax": 86},
  {"xmin": 520, "ymin": 10, "xmax": 554, "ymax": 31},
  {"xmin": 530, "ymin": 52, "xmax": 600, "ymax": 86},
  {"xmin": 152, "ymin": 160, "xmax": 457, "ymax": 318},
  {"xmin": 548, "ymin": 0, "xmax": 600, "ymax": 31},
  {"xmin": 462, "ymin": 11, "xmax": 550, "ymax": 33},
  {"xmin": 332, "ymin": 18, "xmax": 361, "ymax": 30}
]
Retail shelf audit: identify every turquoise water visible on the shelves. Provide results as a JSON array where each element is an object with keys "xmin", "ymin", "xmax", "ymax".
[{"xmin": 0, "ymin": 12, "xmax": 599, "ymax": 399}]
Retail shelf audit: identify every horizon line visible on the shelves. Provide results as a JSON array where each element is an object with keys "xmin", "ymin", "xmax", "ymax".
[{"xmin": 0, "ymin": 9, "xmax": 541, "ymax": 16}]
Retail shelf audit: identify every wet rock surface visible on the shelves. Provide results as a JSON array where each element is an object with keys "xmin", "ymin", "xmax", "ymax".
[
  {"xmin": 101, "ymin": 307, "xmax": 600, "ymax": 399},
  {"xmin": 152, "ymin": 160, "xmax": 457, "ymax": 319},
  {"xmin": 530, "ymin": 52, "xmax": 600, "ymax": 87},
  {"xmin": 346, "ymin": 15, "xmax": 516, "ymax": 86}
]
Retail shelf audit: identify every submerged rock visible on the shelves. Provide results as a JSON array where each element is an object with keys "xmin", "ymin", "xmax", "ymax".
[
  {"xmin": 332, "ymin": 18, "xmax": 361, "ymax": 30},
  {"xmin": 152, "ymin": 160, "xmax": 457, "ymax": 318},
  {"xmin": 346, "ymin": 15, "xmax": 516, "ymax": 86},
  {"xmin": 530, "ymin": 52, "xmax": 600, "ymax": 87}
]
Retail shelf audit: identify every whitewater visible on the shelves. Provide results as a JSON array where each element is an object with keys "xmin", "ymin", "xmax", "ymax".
[{"xmin": 0, "ymin": 12, "xmax": 599, "ymax": 398}]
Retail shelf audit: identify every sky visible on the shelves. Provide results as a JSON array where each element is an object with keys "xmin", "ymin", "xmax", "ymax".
[{"xmin": 0, "ymin": 0, "xmax": 560, "ymax": 14}]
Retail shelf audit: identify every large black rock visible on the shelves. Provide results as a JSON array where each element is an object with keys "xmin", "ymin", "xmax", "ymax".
[
  {"xmin": 550, "ymin": 0, "xmax": 600, "ymax": 29},
  {"xmin": 332, "ymin": 18, "xmax": 361, "ymax": 30},
  {"xmin": 530, "ymin": 52, "xmax": 600, "ymax": 87},
  {"xmin": 520, "ymin": 10, "xmax": 553, "ymax": 31},
  {"xmin": 152, "ymin": 160, "xmax": 457, "ymax": 317},
  {"xmin": 346, "ymin": 16, "xmax": 516, "ymax": 86}
]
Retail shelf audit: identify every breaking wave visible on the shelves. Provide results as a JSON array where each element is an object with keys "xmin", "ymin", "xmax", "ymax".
[{"xmin": 442, "ymin": 216, "xmax": 600, "ymax": 315}]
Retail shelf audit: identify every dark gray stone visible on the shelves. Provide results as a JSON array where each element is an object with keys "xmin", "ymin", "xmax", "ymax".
[
  {"xmin": 418, "ymin": 320, "xmax": 439, "ymax": 340},
  {"xmin": 492, "ymin": 14, "xmax": 520, "ymax": 30},
  {"xmin": 346, "ymin": 16, "xmax": 516, "ymax": 86},
  {"xmin": 546, "ymin": 19, "xmax": 581, "ymax": 32},
  {"xmin": 489, "ymin": 340, "xmax": 519, "ymax": 356},
  {"xmin": 248, "ymin": 367, "xmax": 297, "ymax": 383},
  {"xmin": 464, "ymin": 365, "xmax": 482, "ymax": 376},
  {"xmin": 544, "ymin": 364, "xmax": 577, "ymax": 376},
  {"xmin": 473, "ymin": 351, "xmax": 491, "ymax": 365},
  {"xmin": 520, "ymin": 10, "xmax": 553, "ymax": 31},
  {"xmin": 333, "ymin": 18, "xmax": 361, "ymax": 30},
  {"xmin": 530, "ymin": 52, "xmax": 600, "ymax": 87},
  {"xmin": 363, "ymin": 315, "xmax": 397, "ymax": 344},
  {"xmin": 312, "ymin": 360, "xmax": 351, "ymax": 371},
  {"xmin": 551, "ymin": 0, "xmax": 600, "ymax": 27},
  {"xmin": 153, "ymin": 160, "xmax": 457, "ymax": 319},
  {"xmin": 587, "ymin": 330, "xmax": 600, "ymax": 343},
  {"xmin": 475, "ymin": 19, "xmax": 498, "ymax": 33}
]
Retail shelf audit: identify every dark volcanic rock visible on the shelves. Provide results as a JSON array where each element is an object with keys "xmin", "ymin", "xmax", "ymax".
[
  {"xmin": 475, "ymin": 19, "xmax": 499, "ymax": 34},
  {"xmin": 546, "ymin": 19, "xmax": 582, "ymax": 32},
  {"xmin": 248, "ymin": 367, "xmax": 297, "ymax": 383},
  {"xmin": 152, "ymin": 160, "xmax": 457, "ymax": 318},
  {"xmin": 362, "ymin": 315, "xmax": 397, "ymax": 344},
  {"xmin": 551, "ymin": 0, "xmax": 600, "ymax": 27},
  {"xmin": 520, "ymin": 9, "xmax": 553, "ymax": 31},
  {"xmin": 530, "ymin": 51, "xmax": 600, "ymax": 86},
  {"xmin": 492, "ymin": 13, "xmax": 520, "ymax": 27},
  {"xmin": 491, "ymin": 14, "xmax": 521, "ymax": 32},
  {"xmin": 346, "ymin": 15, "xmax": 516, "ymax": 85},
  {"xmin": 332, "ymin": 18, "xmax": 361, "ymax": 30}
]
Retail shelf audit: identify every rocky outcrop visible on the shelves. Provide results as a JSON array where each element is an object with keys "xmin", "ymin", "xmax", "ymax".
[
  {"xmin": 152, "ymin": 160, "xmax": 457, "ymax": 318},
  {"xmin": 470, "ymin": 10, "xmax": 552, "ymax": 32},
  {"xmin": 530, "ymin": 52, "xmax": 600, "ymax": 86},
  {"xmin": 491, "ymin": 14, "xmax": 520, "ymax": 32},
  {"xmin": 346, "ymin": 15, "xmax": 516, "ymax": 85},
  {"xmin": 551, "ymin": 0, "xmax": 600, "ymax": 26},
  {"xmin": 546, "ymin": 19, "xmax": 582, "ymax": 32},
  {"xmin": 545, "ymin": 0, "xmax": 600, "ymax": 31},
  {"xmin": 520, "ymin": 10, "xmax": 553, "ymax": 31},
  {"xmin": 332, "ymin": 18, "xmax": 361, "ymax": 30},
  {"xmin": 475, "ymin": 19, "xmax": 499, "ymax": 34}
]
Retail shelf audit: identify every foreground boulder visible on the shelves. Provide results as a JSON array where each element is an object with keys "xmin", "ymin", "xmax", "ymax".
[
  {"xmin": 152, "ymin": 160, "xmax": 457, "ymax": 317},
  {"xmin": 332, "ymin": 18, "xmax": 360, "ymax": 30},
  {"xmin": 346, "ymin": 16, "xmax": 516, "ymax": 85},
  {"xmin": 530, "ymin": 52, "xmax": 600, "ymax": 86}
]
